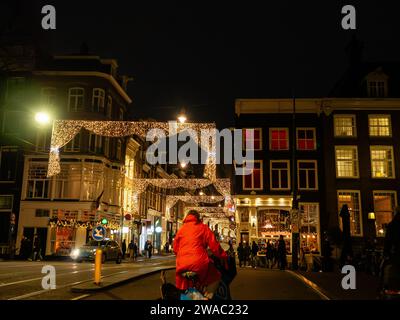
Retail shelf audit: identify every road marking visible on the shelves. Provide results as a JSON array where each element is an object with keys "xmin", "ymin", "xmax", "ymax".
[
  {"xmin": 286, "ymin": 270, "xmax": 331, "ymax": 300},
  {"xmin": 7, "ymin": 271, "xmax": 128, "ymax": 300},
  {"xmin": 0, "ymin": 264, "xmax": 129, "ymax": 288},
  {"xmin": 70, "ymin": 294, "xmax": 90, "ymax": 300}
]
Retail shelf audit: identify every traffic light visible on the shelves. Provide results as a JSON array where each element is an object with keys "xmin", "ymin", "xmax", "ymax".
[{"xmin": 101, "ymin": 218, "xmax": 108, "ymax": 225}]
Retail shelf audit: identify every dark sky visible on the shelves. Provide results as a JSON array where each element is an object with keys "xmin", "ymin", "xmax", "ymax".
[{"xmin": 5, "ymin": 1, "xmax": 400, "ymax": 128}]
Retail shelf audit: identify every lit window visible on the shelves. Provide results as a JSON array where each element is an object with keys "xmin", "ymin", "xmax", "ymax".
[
  {"xmin": 370, "ymin": 146, "xmax": 395, "ymax": 178},
  {"xmin": 298, "ymin": 161, "xmax": 318, "ymax": 190},
  {"xmin": 297, "ymin": 128, "xmax": 316, "ymax": 150},
  {"xmin": 335, "ymin": 146, "xmax": 359, "ymax": 178},
  {"xmin": 270, "ymin": 128, "xmax": 289, "ymax": 150},
  {"xmin": 243, "ymin": 128, "xmax": 262, "ymax": 150},
  {"xmin": 369, "ymin": 115, "xmax": 391, "ymax": 137},
  {"xmin": 92, "ymin": 88, "xmax": 105, "ymax": 112},
  {"xmin": 299, "ymin": 203, "xmax": 320, "ymax": 253},
  {"xmin": 242, "ymin": 161, "xmax": 263, "ymax": 190},
  {"xmin": 373, "ymin": 191, "xmax": 396, "ymax": 237},
  {"xmin": 27, "ymin": 164, "xmax": 50, "ymax": 199},
  {"xmin": 270, "ymin": 160, "xmax": 290, "ymax": 190},
  {"xmin": 68, "ymin": 87, "xmax": 85, "ymax": 112},
  {"xmin": 41, "ymin": 87, "xmax": 56, "ymax": 106},
  {"xmin": 337, "ymin": 191, "xmax": 362, "ymax": 236},
  {"xmin": 334, "ymin": 115, "xmax": 356, "ymax": 137}
]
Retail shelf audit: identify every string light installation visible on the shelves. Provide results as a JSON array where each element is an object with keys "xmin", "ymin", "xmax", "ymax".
[
  {"xmin": 166, "ymin": 195, "xmax": 225, "ymax": 209},
  {"xmin": 47, "ymin": 120, "xmax": 217, "ymax": 180}
]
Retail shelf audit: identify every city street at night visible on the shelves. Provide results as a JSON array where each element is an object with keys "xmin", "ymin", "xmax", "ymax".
[{"xmin": 1, "ymin": 2, "xmax": 400, "ymax": 318}]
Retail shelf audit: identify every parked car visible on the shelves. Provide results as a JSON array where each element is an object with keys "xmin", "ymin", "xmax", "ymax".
[{"xmin": 70, "ymin": 240, "xmax": 122, "ymax": 264}]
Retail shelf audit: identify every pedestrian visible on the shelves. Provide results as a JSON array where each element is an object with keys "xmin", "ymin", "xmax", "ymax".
[
  {"xmin": 147, "ymin": 241, "xmax": 153, "ymax": 259},
  {"xmin": 133, "ymin": 241, "xmax": 138, "ymax": 261},
  {"xmin": 266, "ymin": 240, "xmax": 273, "ymax": 268},
  {"xmin": 237, "ymin": 242, "xmax": 244, "ymax": 267},
  {"xmin": 384, "ymin": 206, "xmax": 400, "ymax": 265},
  {"xmin": 278, "ymin": 235, "xmax": 287, "ymax": 270},
  {"xmin": 251, "ymin": 241, "xmax": 259, "ymax": 268},
  {"xmin": 19, "ymin": 237, "xmax": 27, "ymax": 260},
  {"xmin": 244, "ymin": 242, "xmax": 251, "ymax": 267},
  {"xmin": 164, "ymin": 242, "xmax": 170, "ymax": 253},
  {"xmin": 128, "ymin": 240, "xmax": 135, "ymax": 261},
  {"xmin": 26, "ymin": 237, "xmax": 32, "ymax": 261},
  {"xmin": 122, "ymin": 239, "xmax": 127, "ymax": 259},
  {"xmin": 32, "ymin": 235, "xmax": 42, "ymax": 261}
]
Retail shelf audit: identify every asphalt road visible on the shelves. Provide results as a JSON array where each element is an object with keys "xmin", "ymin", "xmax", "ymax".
[
  {"xmin": 0, "ymin": 256, "xmax": 175, "ymax": 300},
  {"xmin": 81, "ymin": 266, "xmax": 324, "ymax": 300}
]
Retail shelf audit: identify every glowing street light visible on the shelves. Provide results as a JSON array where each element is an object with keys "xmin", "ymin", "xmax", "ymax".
[
  {"xmin": 178, "ymin": 114, "xmax": 187, "ymax": 124},
  {"xmin": 35, "ymin": 112, "xmax": 50, "ymax": 125},
  {"xmin": 180, "ymin": 162, "xmax": 187, "ymax": 168}
]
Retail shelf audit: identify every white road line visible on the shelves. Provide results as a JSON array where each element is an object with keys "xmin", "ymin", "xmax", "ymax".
[
  {"xmin": 286, "ymin": 270, "xmax": 331, "ymax": 300},
  {"xmin": 70, "ymin": 294, "xmax": 90, "ymax": 300},
  {"xmin": 0, "ymin": 264, "xmax": 128, "ymax": 288},
  {"xmin": 7, "ymin": 270, "xmax": 128, "ymax": 300}
]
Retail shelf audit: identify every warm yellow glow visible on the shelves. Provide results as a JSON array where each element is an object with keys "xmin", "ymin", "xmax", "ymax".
[
  {"xmin": 178, "ymin": 114, "xmax": 187, "ymax": 123},
  {"xmin": 180, "ymin": 162, "xmax": 187, "ymax": 168},
  {"xmin": 35, "ymin": 112, "xmax": 50, "ymax": 124}
]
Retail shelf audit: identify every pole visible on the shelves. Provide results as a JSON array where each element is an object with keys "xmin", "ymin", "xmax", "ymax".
[
  {"xmin": 94, "ymin": 245, "xmax": 102, "ymax": 285},
  {"xmin": 291, "ymin": 95, "xmax": 299, "ymax": 270}
]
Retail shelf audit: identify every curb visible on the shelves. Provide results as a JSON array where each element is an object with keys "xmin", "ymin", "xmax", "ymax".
[
  {"xmin": 286, "ymin": 270, "xmax": 331, "ymax": 300},
  {"xmin": 70, "ymin": 266, "xmax": 176, "ymax": 293}
]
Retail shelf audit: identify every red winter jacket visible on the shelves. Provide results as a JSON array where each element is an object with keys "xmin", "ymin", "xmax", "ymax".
[{"xmin": 173, "ymin": 215, "xmax": 228, "ymax": 290}]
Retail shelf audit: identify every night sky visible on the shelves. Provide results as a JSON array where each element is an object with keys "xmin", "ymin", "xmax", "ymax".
[{"xmin": 5, "ymin": 1, "xmax": 400, "ymax": 128}]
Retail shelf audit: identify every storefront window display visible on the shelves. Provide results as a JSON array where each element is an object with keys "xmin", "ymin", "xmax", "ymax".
[
  {"xmin": 51, "ymin": 227, "xmax": 76, "ymax": 256},
  {"xmin": 299, "ymin": 203, "xmax": 320, "ymax": 253}
]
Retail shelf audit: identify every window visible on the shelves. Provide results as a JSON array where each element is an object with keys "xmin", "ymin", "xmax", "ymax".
[
  {"xmin": 27, "ymin": 164, "xmax": 50, "ymax": 199},
  {"xmin": 373, "ymin": 191, "xmax": 397, "ymax": 237},
  {"xmin": 242, "ymin": 160, "xmax": 263, "ymax": 190},
  {"xmin": 370, "ymin": 146, "xmax": 395, "ymax": 178},
  {"xmin": 334, "ymin": 115, "xmax": 356, "ymax": 137},
  {"xmin": 89, "ymin": 134, "xmax": 103, "ymax": 153},
  {"xmin": 0, "ymin": 195, "xmax": 13, "ymax": 210},
  {"xmin": 35, "ymin": 209, "xmax": 50, "ymax": 217},
  {"xmin": 369, "ymin": 115, "xmax": 391, "ymax": 137},
  {"xmin": 64, "ymin": 133, "xmax": 81, "ymax": 152},
  {"xmin": 6, "ymin": 77, "xmax": 25, "ymax": 100},
  {"xmin": 104, "ymin": 137, "xmax": 110, "ymax": 157},
  {"xmin": 68, "ymin": 87, "xmax": 85, "ymax": 112},
  {"xmin": 243, "ymin": 128, "xmax": 262, "ymax": 150},
  {"xmin": 299, "ymin": 203, "xmax": 320, "ymax": 253},
  {"xmin": 270, "ymin": 128, "xmax": 289, "ymax": 150},
  {"xmin": 337, "ymin": 191, "xmax": 362, "ymax": 236},
  {"xmin": 2, "ymin": 110, "xmax": 24, "ymax": 134},
  {"xmin": 335, "ymin": 146, "xmax": 359, "ymax": 178},
  {"xmin": 36, "ymin": 130, "xmax": 49, "ymax": 152},
  {"xmin": 298, "ymin": 161, "xmax": 318, "ymax": 190},
  {"xmin": 41, "ymin": 87, "xmax": 56, "ymax": 106},
  {"xmin": 116, "ymin": 139, "xmax": 122, "ymax": 160},
  {"xmin": 296, "ymin": 128, "xmax": 316, "ymax": 150},
  {"xmin": 368, "ymin": 81, "xmax": 387, "ymax": 98},
  {"xmin": 92, "ymin": 88, "xmax": 105, "ymax": 112},
  {"xmin": 270, "ymin": 160, "xmax": 290, "ymax": 190},
  {"xmin": 0, "ymin": 147, "xmax": 18, "ymax": 181},
  {"xmin": 106, "ymin": 96, "xmax": 112, "ymax": 118}
]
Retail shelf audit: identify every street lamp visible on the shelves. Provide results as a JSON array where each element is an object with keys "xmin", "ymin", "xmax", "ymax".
[
  {"xmin": 178, "ymin": 114, "xmax": 187, "ymax": 124},
  {"xmin": 35, "ymin": 112, "xmax": 51, "ymax": 125}
]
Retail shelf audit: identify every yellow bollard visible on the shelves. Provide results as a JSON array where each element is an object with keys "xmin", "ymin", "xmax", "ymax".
[{"xmin": 94, "ymin": 248, "xmax": 102, "ymax": 285}]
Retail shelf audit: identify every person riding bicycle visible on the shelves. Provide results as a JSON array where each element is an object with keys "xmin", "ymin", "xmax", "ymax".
[{"xmin": 173, "ymin": 210, "xmax": 228, "ymax": 299}]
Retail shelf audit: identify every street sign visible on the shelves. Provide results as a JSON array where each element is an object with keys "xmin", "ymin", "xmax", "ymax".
[{"xmin": 92, "ymin": 225, "xmax": 106, "ymax": 241}]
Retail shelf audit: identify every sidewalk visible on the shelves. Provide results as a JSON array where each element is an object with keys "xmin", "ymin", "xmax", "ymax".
[{"xmin": 294, "ymin": 270, "xmax": 380, "ymax": 300}]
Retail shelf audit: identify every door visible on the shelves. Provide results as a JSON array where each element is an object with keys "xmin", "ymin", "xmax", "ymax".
[
  {"xmin": 36, "ymin": 228, "xmax": 47, "ymax": 257},
  {"xmin": 23, "ymin": 227, "xmax": 35, "ymax": 254},
  {"xmin": 240, "ymin": 232, "xmax": 249, "ymax": 244}
]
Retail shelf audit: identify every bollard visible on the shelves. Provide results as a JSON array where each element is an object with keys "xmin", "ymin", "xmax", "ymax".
[{"xmin": 94, "ymin": 248, "xmax": 102, "ymax": 285}]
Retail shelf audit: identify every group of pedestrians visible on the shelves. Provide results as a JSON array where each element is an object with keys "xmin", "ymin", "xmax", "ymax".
[
  {"xmin": 236, "ymin": 235, "xmax": 288, "ymax": 270},
  {"xmin": 121, "ymin": 239, "xmax": 154, "ymax": 260},
  {"xmin": 19, "ymin": 235, "xmax": 43, "ymax": 261}
]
